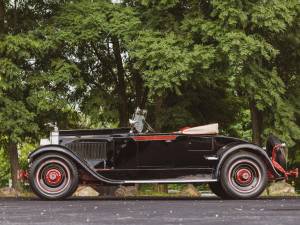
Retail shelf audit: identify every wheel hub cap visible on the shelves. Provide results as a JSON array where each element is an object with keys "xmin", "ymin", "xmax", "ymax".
[
  {"xmin": 45, "ymin": 169, "xmax": 62, "ymax": 185},
  {"xmin": 236, "ymin": 168, "xmax": 253, "ymax": 185}
]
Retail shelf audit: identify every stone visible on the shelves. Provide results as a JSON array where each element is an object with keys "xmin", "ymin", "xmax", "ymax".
[
  {"xmin": 179, "ymin": 184, "xmax": 201, "ymax": 197},
  {"xmin": 73, "ymin": 185, "xmax": 99, "ymax": 197},
  {"xmin": 263, "ymin": 181, "xmax": 297, "ymax": 196},
  {"xmin": 114, "ymin": 185, "xmax": 138, "ymax": 197},
  {"xmin": 0, "ymin": 187, "xmax": 20, "ymax": 197}
]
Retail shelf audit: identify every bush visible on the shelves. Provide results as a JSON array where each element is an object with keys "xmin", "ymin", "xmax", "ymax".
[
  {"xmin": 0, "ymin": 149, "xmax": 10, "ymax": 187},
  {"xmin": 0, "ymin": 143, "xmax": 36, "ymax": 188}
]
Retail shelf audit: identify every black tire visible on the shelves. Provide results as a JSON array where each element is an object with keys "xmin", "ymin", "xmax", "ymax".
[
  {"xmin": 209, "ymin": 182, "xmax": 230, "ymax": 199},
  {"xmin": 29, "ymin": 153, "xmax": 79, "ymax": 200},
  {"xmin": 219, "ymin": 151, "xmax": 268, "ymax": 199},
  {"xmin": 266, "ymin": 135, "xmax": 287, "ymax": 169}
]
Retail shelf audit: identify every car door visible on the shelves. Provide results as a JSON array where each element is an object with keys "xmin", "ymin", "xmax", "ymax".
[
  {"xmin": 133, "ymin": 134, "xmax": 176, "ymax": 180},
  {"xmin": 137, "ymin": 139, "xmax": 173, "ymax": 168},
  {"xmin": 172, "ymin": 135, "xmax": 213, "ymax": 171}
]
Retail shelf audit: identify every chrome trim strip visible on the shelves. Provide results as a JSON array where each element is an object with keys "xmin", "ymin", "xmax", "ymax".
[
  {"xmin": 204, "ymin": 156, "xmax": 218, "ymax": 160},
  {"xmin": 123, "ymin": 179, "xmax": 217, "ymax": 184}
]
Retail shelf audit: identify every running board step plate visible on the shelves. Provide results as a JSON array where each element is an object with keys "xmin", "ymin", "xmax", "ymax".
[{"xmin": 123, "ymin": 179, "xmax": 217, "ymax": 184}]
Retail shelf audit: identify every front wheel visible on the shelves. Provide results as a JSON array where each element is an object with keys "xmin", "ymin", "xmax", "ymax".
[
  {"xmin": 219, "ymin": 151, "xmax": 268, "ymax": 199},
  {"xmin": 29, "ymin": 153, "xmax": 79, "ymax": 200}
]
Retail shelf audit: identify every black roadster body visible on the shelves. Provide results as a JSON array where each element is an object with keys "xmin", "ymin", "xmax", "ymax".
[{"xmin": 28, "ymin": 118, "xmax": 298, "ymax": 200}]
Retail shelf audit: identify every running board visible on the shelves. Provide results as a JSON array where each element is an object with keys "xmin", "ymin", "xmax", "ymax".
[{"xmin": 123, "ymin": 178, "xmax": 217, "ymax": 184}]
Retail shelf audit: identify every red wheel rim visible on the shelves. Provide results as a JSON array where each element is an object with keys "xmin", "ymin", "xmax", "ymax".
[{"xmin": 228, "ymin": 159, "xmax": 261, "ymax": 193}]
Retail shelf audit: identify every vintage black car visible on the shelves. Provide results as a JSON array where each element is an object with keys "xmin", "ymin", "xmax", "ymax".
[{"xmin": 28, "ymin": 109, "xmax": 298, "ymax": 200}]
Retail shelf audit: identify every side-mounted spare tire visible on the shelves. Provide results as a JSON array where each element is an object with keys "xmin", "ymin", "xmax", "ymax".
[
  {"xmin": 29, "ymin": 153, "xmax": 79, "ymax": 200},
  {"xmin": 266, "ymin": 135, "xmax": 287, "ymax": 169}
]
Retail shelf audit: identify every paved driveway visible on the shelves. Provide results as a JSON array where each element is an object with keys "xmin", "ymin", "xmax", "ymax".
[{"xmin": 0, "ymin": 197, "xmax": 299, "ymax": 225}]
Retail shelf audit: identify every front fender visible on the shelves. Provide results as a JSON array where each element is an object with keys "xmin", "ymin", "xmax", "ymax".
[
  {"xmin": 215, "ymin": 143, "xmax": 281, "ymax": 179},
  {"xmin": 28, "ymin": 145, "xmax": 124, "ymax": 185}
]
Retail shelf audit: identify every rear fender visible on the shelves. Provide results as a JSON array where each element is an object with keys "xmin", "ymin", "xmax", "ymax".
[
  {"xmin": 215, "ymin": 143, "xmax": 281, "ymax": 179},
  {"xmin": 28, "ymin": 145, "xmax": 123, "ymax": 185}
]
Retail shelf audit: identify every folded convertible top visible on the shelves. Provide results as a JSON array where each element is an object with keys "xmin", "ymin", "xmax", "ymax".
[{"xmin": 179, "ymin": 123, "xmax": 219, "ymax": 135}]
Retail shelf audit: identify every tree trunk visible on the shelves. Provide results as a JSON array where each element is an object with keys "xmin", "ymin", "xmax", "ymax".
[
  {"xmin": 13, "ymin": 0, "xmax": 17, "ymax": 31},
  {"xmin": 0, "ymin": 0, "xmax": 5, "ymax": 34},
  {"xmin": 153, "ymin": 95, "xmax": 168, "ymax": 193},
  {"xmin": 154, "ymin": 95, "xmax": 164, "ymax": 132},
  {"xmin": 112, "ymin": 37, "xmax": 129, "ymax": 127},
  {"xmin": 153, "ymin": 184, "xmax": 168, "ymax": 193},
  {"xmin": 7, "ymin": 142, "xmax": 21, "ymax": 191},
  {"xmin": 132, "ymin": 69, "xmax": 147, "ymax": 108},
  {"xmin": 249, "ymin": 101, "xmax": 263, "ymax": 146}
]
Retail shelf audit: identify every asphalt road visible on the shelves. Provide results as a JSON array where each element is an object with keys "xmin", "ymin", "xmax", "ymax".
[{"xmin": 0, "ymin": 197, "xmax": 300, "ymax": 225}]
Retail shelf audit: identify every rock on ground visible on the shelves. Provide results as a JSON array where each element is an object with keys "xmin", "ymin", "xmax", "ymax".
[
  {"xmin": 179, "ymin": 184, "xmax": 201, "ymax": 197},
  {"xmin": 114, "ymin": 185, "xmax": 138, "ymax": 197},
  {"xmin": 73, "ymin": 185, "xmax": 99, "ymax": 197},
  {"xmin": 262, "ymin": 181, "xmax": 297, "ymax": 196},
  {"xmin": 0, "ymin": 187, "xmax": 20, "ymax": 197}
]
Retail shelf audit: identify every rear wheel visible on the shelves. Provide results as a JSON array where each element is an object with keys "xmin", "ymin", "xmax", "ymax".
[
  {"xmin": 209, "ymin": 182, "xmax": 230, "ymax": 199},
  {"xmin": 29, "ymin": 153, "xmax": 79, "ymax": 200},
  {"xmin": 220, "ymin": 151, "xmax": 267, "ymax": 199}
]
